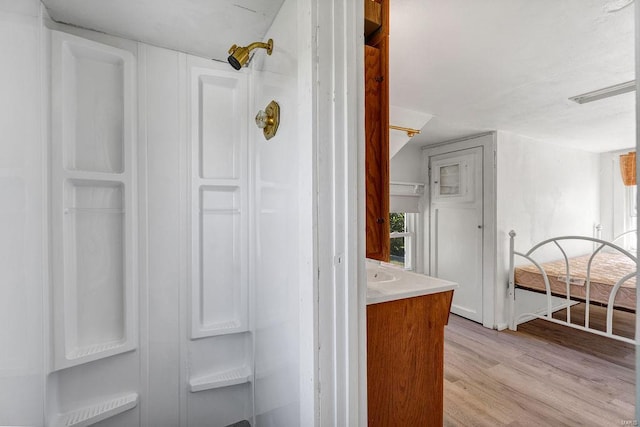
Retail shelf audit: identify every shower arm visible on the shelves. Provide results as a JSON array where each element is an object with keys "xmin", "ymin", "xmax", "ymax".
[{"xmin": 243, "ymin": 41, "xmax": 272, "ymax": 55}]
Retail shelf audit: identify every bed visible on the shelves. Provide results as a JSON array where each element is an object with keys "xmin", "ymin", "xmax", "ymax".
[{"xmin": 508, "ymin": 230, "xmax": 637, "ymax": 344}]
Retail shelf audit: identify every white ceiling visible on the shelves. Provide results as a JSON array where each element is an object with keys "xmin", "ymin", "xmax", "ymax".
[
  {"xmin": 41, "ymin": 0, "xmax": 285, "ymax": 63},
  {"xmin": 390, "ymin": 0, "xmax": 636, "ymax": 152},
  {"xmin": 42, "ymin": 0, "xmax": 635, "ymax": 153}
]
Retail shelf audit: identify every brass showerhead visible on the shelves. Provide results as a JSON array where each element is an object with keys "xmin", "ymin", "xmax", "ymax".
[{"xmin": 227, "ymin": 38, "xmax": 273, "ymax": 70}]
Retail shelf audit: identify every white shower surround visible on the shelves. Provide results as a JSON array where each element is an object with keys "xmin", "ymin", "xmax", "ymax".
[{"xmin": 0, "ymin": 0, "xmax": 365, "ymax": 425}]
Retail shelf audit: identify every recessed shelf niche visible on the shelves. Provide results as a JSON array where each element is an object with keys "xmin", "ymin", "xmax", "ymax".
[
  {"xmin": 51, "ymin": 31, "xmax": 137, "ymax": 370},
  {"xmin": 61, "ymin": 43, "xmax": 125, "ymax": 173},
  {"xmin": 190, "ymin": 366, "xmax": 252, "ymax": 393},
  {"xmin": 189, "ymin": 64, "xmax": 248, "ymax": 339},
  {"xmin": 53, "ymin": 393, "xmax": 138, "ymax": 427},
  {"xmin": 64, "ymin": 180, "xmax": 125, "ymax": 359}
]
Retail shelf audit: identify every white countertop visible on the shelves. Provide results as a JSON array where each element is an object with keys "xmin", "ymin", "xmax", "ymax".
[{"xmin": 366, "ymin": 260, "xmax": 458, "ymax": 305}]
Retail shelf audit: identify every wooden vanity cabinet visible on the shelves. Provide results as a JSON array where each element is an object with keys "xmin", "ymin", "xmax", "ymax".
[
  {"xmin": 367, "ymin": 291, "xmax": 454, "ymax": 427},
  {"xmin": 364, "ymin": 0, "xmax": 390, "ymax": 262}
]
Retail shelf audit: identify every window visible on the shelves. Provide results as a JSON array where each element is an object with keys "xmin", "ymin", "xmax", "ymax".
[
  {"xmin": 389, "ymin": 212, "xmax": 416, "ymax": 270},
  {"xmin": 627, "ymin": 185, "xmax": 637, "ymax": 219},
  {"xmin": 438, "ymin": 163, "xmax": 460, "ymax": 195}
]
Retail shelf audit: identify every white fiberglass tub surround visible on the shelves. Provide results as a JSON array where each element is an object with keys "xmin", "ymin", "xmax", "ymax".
[
  {"xmin": 25, "ymin": 3, "xmax": 303, "ymax": 425},
  {"xmin": 366, "ymin": 260, "xmax": 458, "ymax": 305}
]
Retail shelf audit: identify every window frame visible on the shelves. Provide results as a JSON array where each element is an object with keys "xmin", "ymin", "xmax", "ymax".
[{"xmin": 389, "ymin": 212, "xmax": 417, "ymax": 270}]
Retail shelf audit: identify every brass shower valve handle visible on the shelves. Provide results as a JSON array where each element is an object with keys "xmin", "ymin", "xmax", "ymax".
[{"xmin": 255, "ymin": 100, "xmax": 280, "ymax": 140}]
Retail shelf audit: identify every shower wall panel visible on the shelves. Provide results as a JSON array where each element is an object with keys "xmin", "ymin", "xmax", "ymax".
[
  {"xmin": 186, "ymin": 57, "xmax": 252, "ymax": 426},
  {"xmin": 63, "ymin": 43, "xmax": 125, "ymax": 173},
  {"xmin": 0, "ymin": 1, "xmax": 46, "ymax": 424},
  {"xmin": 3, "ymin": 1, "xmax": 311, "ymax": 422},
  {"xmin": 251, "ymin": 1, "xmax": 305, "ymax": 424},
  {"xmin": 189, "ymin": 63, "xmax": 248, "ymax": 339},
  {"xmin": 49, "ymin": 30, "xmax": 140, "ymax": 426},
  {"xmin": 139, "ymin": 44, "xmax": 183, "ymax": 426},
  {"xmin": 51, "ymin": 29, "xmax": 137, "ymax": 369}
]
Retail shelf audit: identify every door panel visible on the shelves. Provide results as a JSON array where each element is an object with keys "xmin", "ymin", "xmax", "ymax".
[
  {"xmin": 430, "ymin": 147, "xmax": 483, "ymax": 323},
  {"xmin": 365, "ymin": 44, "xmax": 390, "ymax": 261}
]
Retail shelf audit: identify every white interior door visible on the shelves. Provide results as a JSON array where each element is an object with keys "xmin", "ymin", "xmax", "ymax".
[{"xmin": 429, "ymin": 146, "xmax": 483, "ymax": 323}]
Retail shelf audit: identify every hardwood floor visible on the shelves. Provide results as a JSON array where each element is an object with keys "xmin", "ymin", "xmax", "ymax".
[{"xmin": 444, "ymin": 304, "xmax": 635, "ymax": 426}]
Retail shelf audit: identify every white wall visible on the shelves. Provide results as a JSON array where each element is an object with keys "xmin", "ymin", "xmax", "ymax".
[
  {"xmin": 390, "ymin": 143, "xmax": 423, "ymax": 183},
  {"xmin": 0, "ymin": 1, "xmax": 46, "ymax": 425},
  {"xmin": 495, "ymin": 130, "xmax": 600, "ymax": 326}
]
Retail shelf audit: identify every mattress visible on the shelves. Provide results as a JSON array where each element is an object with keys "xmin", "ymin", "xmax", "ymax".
[{"xmin": 514, "ymin": 252, "xmax": 636, "ymax": 311}]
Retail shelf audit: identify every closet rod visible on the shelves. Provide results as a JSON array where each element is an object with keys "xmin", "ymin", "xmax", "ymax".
[{"xmin": 389, "ymin": 125, "xmax": 421, "ymax": 137}]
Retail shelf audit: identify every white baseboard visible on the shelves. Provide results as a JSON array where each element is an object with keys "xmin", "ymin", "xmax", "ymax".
[{"xmin": 495, "ymin": 322, "xmax": 509, "ymax": 331}]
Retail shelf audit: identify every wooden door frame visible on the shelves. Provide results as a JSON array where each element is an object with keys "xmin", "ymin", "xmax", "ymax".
[{"xmin": 422, "ymin": 132, "xmax": 497, "ymax": 329}]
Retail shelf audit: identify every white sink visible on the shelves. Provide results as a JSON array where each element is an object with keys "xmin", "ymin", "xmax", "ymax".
[
  {"xmin": 366, "ymin": 268, "xmax": 397, "ymax": 283},
  {"xmin": 366, "ymin": 259, "xmax": 458, "ymax": 305}
]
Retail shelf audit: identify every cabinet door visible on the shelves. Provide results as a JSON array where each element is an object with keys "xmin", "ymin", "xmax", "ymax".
[
  {"xmin": 365, "ymin": 43, "xmax": 389, "ymax": 261},
  {"xmin": 367, "ymin": 291, "xmax": 453, "ymax": 426}
]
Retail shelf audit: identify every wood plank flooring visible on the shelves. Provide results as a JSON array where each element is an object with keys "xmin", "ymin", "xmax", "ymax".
[{"xmin": 444, "ymin": 304, "xmax": 635, "ymax": 426}]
